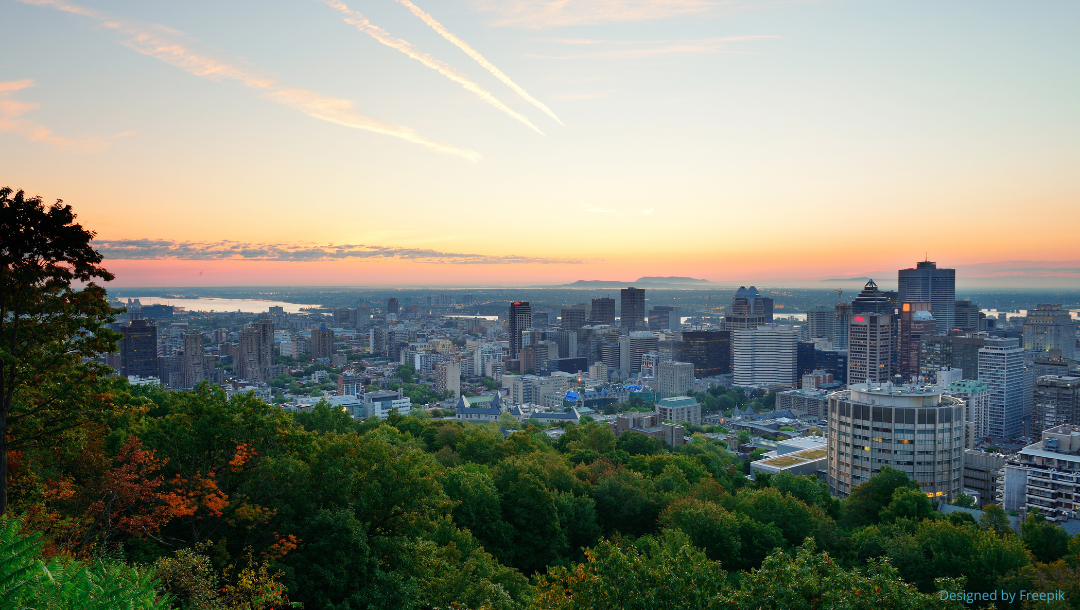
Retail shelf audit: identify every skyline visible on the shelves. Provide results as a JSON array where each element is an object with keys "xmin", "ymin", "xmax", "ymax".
[{"xmin": 3, "ymin": 0, "xmax": 1079, "ymax": 287}]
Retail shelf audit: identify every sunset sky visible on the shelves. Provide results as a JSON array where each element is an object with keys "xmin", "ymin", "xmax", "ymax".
[{"xmin": 3, "ymin": 0, "xmax": 1078, "ymax": 287}]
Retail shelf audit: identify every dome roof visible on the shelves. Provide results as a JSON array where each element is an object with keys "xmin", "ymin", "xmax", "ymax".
[{"xmin": 912, "ymin": 310, "xmax": 935, "ymax": 321}]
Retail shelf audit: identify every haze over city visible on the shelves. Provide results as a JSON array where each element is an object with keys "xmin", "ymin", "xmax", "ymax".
[{"xmin": 3, "ymin": 0, "xmax": 1078, "ymax": 287}]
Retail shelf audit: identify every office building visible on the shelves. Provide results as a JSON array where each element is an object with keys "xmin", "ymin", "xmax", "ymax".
[
  {"xmin": 814, "ymin": 349, "xmax": 848, "ymax": 384},
  {"xmin": 776, "ymin": 388, "xmax": 829, "ymax": 418},
  {"xmin": 620, "ymin": 287, "xmax": 646, "ymax": 331},
  {"xmin": 848, "ymin": 313, "xmax": 892, "ymax": 385},
  {"xmin": 1032, "ymin": 376, "xmax": 1080, "ymax": 436},
  {"xmin": 979, "ymin": 337, "xmax": 1029, "ymax": 439},
  {"xmin": 657, "ymin": 396, "xmax": 702, "ymax": 427},
  {"xmin": 944, "ymin": 380, "xmax": 990, "ymax": 442},
  {"xmin": 181, "ymin": 332, "xmax": 205, "ymax": 389},
  {"xmin": 954, "ymin": 300, "xmax": 980, "ymax": 332},
  {"xmin": 797, "ymin": 341, "xmax": 816, "ymax": 382},
  {"xmin": 561, "ymin": 307, "xmax": 587, "ymax": 331},
  {"xmin": 1001, "ymin": 425, "xmax": 1080, "ymax": 524},
  {"xmin": 833, "ymin": 302, "xmax": 853, "ymax": 349},
  {"xmin": 364, "ymin": 390, "xmax": 411, "ymax": 419},
  {"xmin": 120, "ymin": 317, "xmax": 158, "ymax": 379},
  {"xmin": 622, "ymin": 331, "xmax": 659, "ymax": 374},
  {"xmin": 726, "ymin": 286, "xmax": 769, "ymax": 331},
  {"xmin": 386, "ymin": 298, "xmax": 399, "ymax": 314},
  {"xmin": 898, "ymin": 303, "xmax": 936, "ymax": 380},
  {"xmin": 657, "ymin": 361, "xmax": 695, "ymax": 397},
  {"xmin": 826, "ymin": 383, "xmax": 965, "ymax": 500},
  {"xmin": 851, "ymin": 280, "xmax": 897, "ymax": 316},
  {"xmin": 238, "ymin": 319, "xmax": 274, "ymax": 383},
  {"xmin": 963, "ymin": 450, "xmax": 1007, "ymax": 508},
  {"xmin": 436, "ymin": 359, "xmax": 462, "ymax": 399},
  {"xmin": 590, "ymin": 297, "xmax": 616, "ymax": 325},
  {"xmin": 806, "ymin": 306, "xmax": 835, "ymax": 343},
  {"xmin": 733, "ymin": 326, "xmax": 798, "ymax": 387},
  {"xmin": 508, "ymin": 301, "xmax": 532, "ymax": 359},
  {"xmin": 919, "ymin": 335, "xmax": 985, "ymax": 381},
  {"xmin": 267, "ymin": 306, "xmax": 288, "ymax": 328},
  {"xmin": 310, "ymin": 327, "xmax": 335, "ymax": 360},
  {"xmin": 648, "ymin": 306, "xmax": 681, "ymax": 332},
  {"xmin": 676, "ymin": 331, "xmax": 731, "ymax": 377},
  {"xmin": 1024, "ymin": 304, "xmax": 1077, "ymax": 360},
  {"xmin": 760, "ymin": 297, "xmax": 774, "ymax": 323},
  {"xmin": 898, "ymin": 260, "xmax": 955, "ymax": 333}
]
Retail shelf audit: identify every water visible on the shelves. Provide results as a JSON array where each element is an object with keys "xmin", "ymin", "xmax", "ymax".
[
  {"xmin": 981, "ymin": 308, "xmax": 1080, "ymax": 320},
  {"xmin": 119, "ymin": 297, "xmax": 318, "ymax": 314}
]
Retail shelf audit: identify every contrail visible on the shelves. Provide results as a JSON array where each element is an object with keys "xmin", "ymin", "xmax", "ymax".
[
  {"xmin": 319, "ymin": 0, "xmax": 543, "ymax": 135},
  {"xmin": 393, "ymin": 0, "xmax": 563, "ymax": 126},
  {"xmin": 17, "ymin": 0, "xmax": 481, "ymax": 161}
]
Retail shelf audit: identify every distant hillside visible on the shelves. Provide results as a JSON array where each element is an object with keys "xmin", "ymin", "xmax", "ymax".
[
  {"xmin": 562, "ymin": 277, "xmax": 712, "ymax": 288},
  {"xmin": 635, "ymin": 276, "xmax": 710, "ymax": 285}
]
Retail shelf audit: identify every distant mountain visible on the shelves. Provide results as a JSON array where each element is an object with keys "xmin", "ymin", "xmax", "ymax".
[
  {"xmin": 635, "ymin": 276, "xmax": 710, "ymax": 285},
  {"xmin": 563, "ymin": 280, "xmax": 631, "ymax": 288},
  {"xmin": 820, "ymin": 277, "xmax": 873, "ymax": 282}
]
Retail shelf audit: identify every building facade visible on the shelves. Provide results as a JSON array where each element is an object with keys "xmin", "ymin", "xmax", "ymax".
[
  {"xmin": 1001, "ymin": 425, "xmax": 1080, "ymax": 524},
  {"xmin": 310, "ymin": 327, "xmax": 335, "ymax": 360},
  {"xmin": 657, "ymin": 361, "xmax": 695, "ymax": 397},
  {"xmin": 978, "ymin": 337, "xmax": 1029, "ymax": 439},
  {"xmin": 676, "ymin": 330, "xmax": 732, "ymax": 377},
  {"xmin": 847, "ymin": 313, "xmax": 893, "ymax": 385},
  {"xmin": 1032, "ymin": 376, "xmax": 1080, "ymax": 436},
  {"xmin": 898, "ymin": 261, "xmax": 955, "ymax": 334},
  {"xmin": 590, "ymin": 297, "xmax": 616, "ymax": 325},
  {"xmin": 436, "ymin": 359, "xmax": 462, "ymax": 399},
  {"xmin": 620, "ymin": 287, "xmax": 646, "ymax": 332},
  {"xmin": 733, "ymin": 327, "xmax": 798, "ymax": 387},
  {"xmin": 1023, "ymin": 304, "xmax": 1077, "ymax": 360},
  {"xmin": 508, "ymin": 301, "xmax": 532, "ymax": 359},
  {"xmin": 120, "ymin": 317, "xmax": 159, "ymax": 378}
]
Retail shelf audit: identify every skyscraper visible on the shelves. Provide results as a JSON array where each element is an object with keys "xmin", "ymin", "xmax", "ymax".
[
  {"xmin": 561, "ymin": 307, "xmax": 587, "ymax": 331},
  {"xmin": 386, "ymin": 297, "xmax": 399, "ymax": 314},
  {"xmin": 979, "ymin": 337, "xmax": 1028, "ymax": 439},
  {"xmin": 181, "ymin": 331, "xmax": 205, "ymax": 389},
  {"xmin": 898, "ymin": 260, "xmax": 955, "ymax": 334},
  {"xmin": 310, "ymin": 327, "xmax": 335, "ymax": 359},
  {"xmin": 851, "ymin": 279, "xmax": 897, "ymax": 316},
  {"xmin": 725, "ymin": 286, "xmax": 768, "ymax": 331},
  {"xmin": 648, "ymin": 305, "xmax": 681, "ymax": 332},
  {"xmin": 590, "ymin": 297, "xmax": 616, "ymax": 325},
  {"xmin": 733, "ymin": 326, "xmax": 798, "ymax": 387},
  {"xmin": 848, "ymin": 313, "xmax": 892, "ymax": 385},
  {"xmin": 1032, "ymin": 375, "xmax": 1080, "ymax": 436},
  {"xmin": 1023, "ymin": 304, "xmax": 1077, "ymax": 360},
  {"xmin": 954, "ymin": 300, "xmax": 980, "ymax": 332},
  {"xmin": 620, "ymin": 287, "xmax": 646, "ymax": 332},
  {"xmin": 806, "ymin": 306, "xmax": 835, "ymax": 343},
  {"xmin": 238, "ymin": 319, "xmax": 274, "ymax": 382},
  {"xmin": 436, "ymin": 359, "xmax": 461, "ymax": 399},
  {"xmin": 622, "ymin": 331, "xmax": 659, "ymax": 373},
  {"xmin": 120, "ymin": 317, "xmax": 158, "ymax": 378},
  {"xmin": 898, "ymin": 302, "xmax": 935, "ymax": 380},
  {"xmin": 832, "ymin": 302, "xmax": 852, "ymax": 349},
  {"xmin": 676, "ymin": 331, "xmax": 732, "ymax": 377},
  {"xmin": 508, "ymin": 301, "xmax": 532, "ymax": 358},
  {"xmin": 657, "ymin": 361, "xmax": 695, "ymax": 397}
]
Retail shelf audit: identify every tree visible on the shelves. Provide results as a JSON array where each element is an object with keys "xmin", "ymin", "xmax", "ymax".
[
  {"xmin": 879, "ymin": 487, "xmax": 933, "ymax": 523},
  {"xmin": 979, "ymin": 503, "xmax": 1013, "ymax": 537},
  {"xmin": 1, "ymin": 187, "xmax": 118, "ymax": 514},
  {"xmin": 951, "ymin": 494, "xmax": 976, "ymax": 509},
  {"xmin": 843, "ymin": 466, "xmax": 920, "ymax": 527},
  {"xmin": 1021, "ymin": 508, "xmax": 1071, "ymax": 564}
]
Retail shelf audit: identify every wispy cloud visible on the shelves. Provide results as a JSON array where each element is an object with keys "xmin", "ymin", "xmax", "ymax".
[
  {"xmin": 470, "ymin": 0, "xmax": 721, "ymax": 29},
  {"xmin": 394, "ymin": 0, "xmax": 563, "ymax": 126},
  {"xmin": 318, "ymin": 0, "xmax": 543, "ymax": 135},
  {"xmin": 17, "ymin": 0, "xmax": 480, "ymax": 161},
  {"xmin": 0, "ymin": 79, "xmax": 123, "ymax": 152},
  {"xmin": 95, "ymin": 239, "xmax": 584, "ymax": 265},
  {"xmin": 641, "ymin": 208, "xmax": 654, "ymax": 215},
  {"xmin": 530, "ymin": 35, "xmax": 778, "ymax": 59}
]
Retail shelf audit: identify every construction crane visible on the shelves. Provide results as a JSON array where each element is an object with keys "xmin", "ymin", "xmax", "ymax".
[{"xmin": 834, "ymin": 289, "xmax": 843, "ymax": 305}]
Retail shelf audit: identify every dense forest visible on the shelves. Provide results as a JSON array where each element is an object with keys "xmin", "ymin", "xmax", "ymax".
[{"xmin": 2, "ymin": 187, "xmax": 1079, "ymax": 609}]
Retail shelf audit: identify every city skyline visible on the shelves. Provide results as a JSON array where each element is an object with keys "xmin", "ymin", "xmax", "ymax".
[{"xmin": 3, "ymin": 0, "xmax": 1079, "ymax": 287}]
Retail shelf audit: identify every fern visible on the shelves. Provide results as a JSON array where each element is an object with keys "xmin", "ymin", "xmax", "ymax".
[{"xmin": 0, "ymin": 516, "xmax": 171, "ymax": 610}]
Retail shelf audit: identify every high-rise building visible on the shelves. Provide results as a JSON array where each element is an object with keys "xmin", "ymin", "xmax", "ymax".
[
  {"xmin": 919, "ymin": 335, "xmax": 985, "ymax": 381},
  {"xmin": 814, "ymin": 348, "xmax": 848, "ymax": 384},
  {"xmin": 826, "ymin": 383, "xmax": 965, "ymax": 500},
  {"xmin": 726, "ymin": 286, "xmax": 769, "ymax": 331},
  {"xmin": 620, "ymin": 288, "xmax": 646, "ymax": 332},
  {"xmin": 622, "ymin": 331, "xmax": 659, "ymax": 374},
  {"xmin": 238, "ymin": 319, "xmax": 274, "ymax": 382},
  {"xmin": 806, "ymin": 306, "xmax": 835, "ymax": 343},
  {"xmin": 832, "ymin": 302, "xmax": 853, "ymax": 349},
  {"xmin": 267, "ymin": 306, "xmax": 288, "ymax": 328},
  {"xmin": 590, "ymin": 297, "xmax": 616, "ymax": 325},
  {"xmin": 898, "ymin": 302, "xmax": 936, "ymax": 380},
  {"xmin": 181, "ymin": 332, "xmax": 205, "ymax": 389},
  {"xmin": 561, "ymin": 307, "xmax": 587, "ymax": 331},
  {"xmin": 657, "ymin": 396, "xmax": 702, "ymax": 427},
  {"xmin": 508, "ymin": 302, "xmax": 532, "ymax": 358},
  {"xmin": 120, "ymin": 317, "xmax": 158, "ymax": 378},
  {"xmin": 898, "ymin": 261, "xmax": 955, "ymax": 334},
  {"xmin": 1032, "ymin": 376, "xmax": 1080, "ymax": 436},
  {"xmin": 944, "ymin": 380, "xmax": 990, "ymax": 441},
  {"xmin": 1001, "ymin": 425, "xmax": 1080, "ymax": 524},
  {"xmin": 310, "ymin": 327, "xmax": 335, "ymax": 360},
  {"xmin": 733, "ymin": 326, "xmax": 798, "ymax": 387},
  {"xmin": 797, "ymin": 341, "xmax": 816, "ymax": 383},
  {"xmin": 1023, "ymin": 304, "xmax": 1077, "ymax": 360},
  {"xmin": 436, "ymin": 359, "xmax": 462, "ymax": 399},
  {"xmin": 648, "ymin": 306, "xmax": 681, "ymax": 332},
  {"xmin": 954, "ymin": 300, "xmax": 980, "ymax": 332},
  {"xmin": 978, "ymin": 337, "xmax": 1029, "ymax": 439},
  {"xmin": 760, "ymin": 297, "xmax": 774, "ymax": 323},
  {"xmin": 676, "ymin": 331, "xmax": 732, "ymax": 377},
  {"xmin": 657, "ymin": 361, "xmax": 695, "ymax": 397},
  {"xmin": 851, "ymin": 280, "xmax": 897, "ymax": 316},
  {"xmin": 386, "ymin": 297, "xmax": 399, "ymax": 314},
  {"xmin": 848, "ymin": 313, "xmax": 892, "ymax": 385}
]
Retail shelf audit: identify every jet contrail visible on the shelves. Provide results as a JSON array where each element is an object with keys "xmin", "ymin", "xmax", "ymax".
[
  {"xmin": 393, "ymin": 0, "xmax": 563, "ymax": 126},
  {"xmin": 320, "ymin": 0, "xmax": 544, "ymax": 135},
  {"xmin": 17, "ymin": 0, "xmax": 481, "ymax": 161}
]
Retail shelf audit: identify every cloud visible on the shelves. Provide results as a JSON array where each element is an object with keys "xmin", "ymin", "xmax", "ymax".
[
  {"xmin": 94, "ymin": 239, "xmax": 585, "ymax": 265},
  {"xmin": 641, "ymin": 208, "xmax": 653, "ymax": 215},
  {"xmin": 0, "ymin": 79, "xmax": 118, "ymax": 152},
  {"xmin": 318, "ymin": 0, "xmax": 543, "ymax": 135},
  {"xmin": 18, "ymin": 0, "xmax": 480, "ymax": 161},
  {"xmin": 394, "ymin": 0, "xmax": 563, "ymax": 125},
  {"xmin": 529, "ymin": 35, "xmax": 778, "ymax": 59},
  {"xmin": 470, "ymin": 0, "xmax": 721, "ymax": 28},
  {"xmin": 953, "ymin": 260, "xmax": 1080, "ymax": 278}
]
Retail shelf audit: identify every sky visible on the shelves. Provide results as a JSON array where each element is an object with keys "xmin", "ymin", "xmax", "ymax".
[{"xmin": 2, "ymin": 0, "xmax": 1079, "ymax": 287}]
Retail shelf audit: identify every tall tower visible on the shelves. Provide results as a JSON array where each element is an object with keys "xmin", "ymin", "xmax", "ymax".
[
  {"xmin": 120, "ymin": 317, "xmax": 159, "ymax": 378},
  {"xmin": 898, "ymin": 302, "xmax": 935, "ymax": 380},
  {"xmin": 1023, "ymin": 304, "xmax": 1077, "ymax": 359},
  {"xmin": 725, "ymin": 286, "xmax": 768, "ymax": 331},
  {"xmin": 508, "ymin": 301, "xmax": 532, "ymax": 358},
  {"xmin": 181, "ymin": 331, "xmax": 205, "ymax": 389},
  {"xmin": 898, "ymin": 260, "xmax": 955, "ymax": 334},
  {"xmin": 848, "ymin": 313, "xmax": 892, "ymax": 385},
  {"xmin": 590, "ymin": 297, "xmax": 616, "ymax": 325},
  {"xmin": 979, "ymin": 337, "xmax": 1029, "ymax": 439},
  {"xmin": 620, "ymin": 288, "xmax": 646, "ymax": 332},
  {"xmin": 386, "ymin": 297, "xmax": 399, "ymax": 314}
]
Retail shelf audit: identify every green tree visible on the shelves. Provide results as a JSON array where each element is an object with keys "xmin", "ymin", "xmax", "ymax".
[
  {"xmin": 879, "ymin": 487, "xmax": 933, "ymax": 523},
  {"xmin": 979, "ymin": 503, "xmax": 1013, "ymax": 537},
  {"xmin": 843, "ymin": 466, "xmax": 920, "ymax": 527},
  {"xmin": 1, "ymin": 187, "xmax": 119, "ymax": 514},
  {"xmin": 951, "ymin": 493, "xmax": 976, "ymax": 509},
  {"xmin": 615, "ymin": 431, "xmax": 661, "ymax": 456},
  {"xmin": 657, "ymin": 498, "xmax": 741, "ymax": 565},
  {"xmin": 1021, "ymin": 508, "xmax": 1071, "ymax": 564}
]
